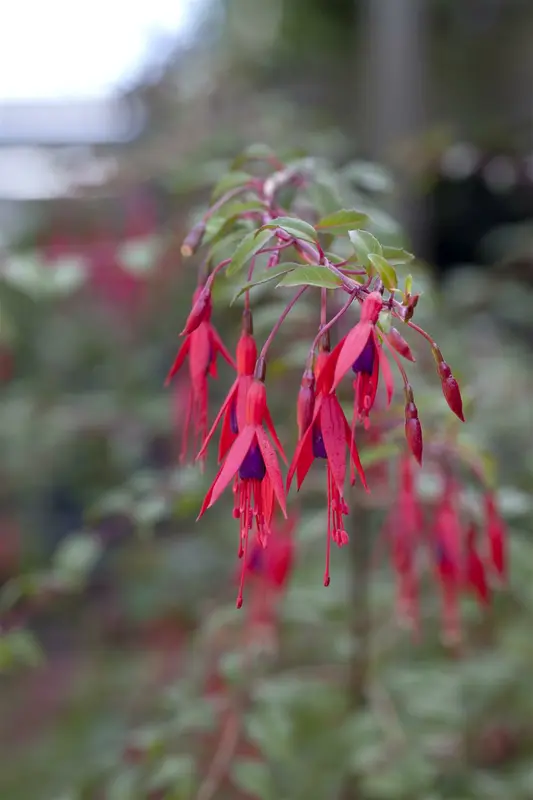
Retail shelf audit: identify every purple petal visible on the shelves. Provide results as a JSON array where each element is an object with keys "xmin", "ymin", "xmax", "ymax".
[
  {"xmin": 352, "ymin": 337, "xmax": 375, "ymax": 375},
  {"xmin": 239, "ymin": 444, "xmax": 266, "ymax": 480},
  {"xmin": 312, "ymin": 424, "xmax": 327, "ymax": 459},
  {"xmin": 230, "ymin": 400, "xmax": 238, "ymax": 434}
]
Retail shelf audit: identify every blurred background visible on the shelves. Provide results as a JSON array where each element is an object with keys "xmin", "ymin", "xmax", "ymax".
[{"xmin": 1, "ymin": 1, "xmax": 533, "ymax": 798}]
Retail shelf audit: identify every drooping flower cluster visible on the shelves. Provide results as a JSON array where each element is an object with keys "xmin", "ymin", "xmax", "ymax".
[
  {"xmin": 382, "ymin": 452, "xmax": 507, "ymax": 643},
  {"xmin": 164, "ymin": 150, "xmax": 507, "ymax": 615}
]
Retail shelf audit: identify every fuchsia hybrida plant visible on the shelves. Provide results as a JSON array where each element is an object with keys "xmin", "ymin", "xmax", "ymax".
[{"xmin": 165, "ymin": 147, "xmax": 506, "ymax": 629}]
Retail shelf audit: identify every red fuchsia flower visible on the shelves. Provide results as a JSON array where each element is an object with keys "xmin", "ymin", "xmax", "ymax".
[
  {"xmin": 165, "ymin": 287, "xmax": 236, "ymax": 465},
  {"xmin": 464, "ymin": 523, "xmax": 490, "ymax": 605},
  {"xmin": 319, "ymin": 291, "xmax": 395, "ymax": 431},
  {"xmin": 484, "ymin": 491, "xmax": 506, "ymax": 580},
  {"xmin": 198, "ymin": 378, "xmax": 287, "ymax": 608},
  {"xmin": 243, "ymin": 513, "xmax": 296, "ymax": 627},
  {"xmin": 296, "ymin": 367, "xmax": 315, "ymax": 439},
  {"xmin": 382, "ymin": 455, "xmax": 424, "ymax": 633},
  {"xmin": 197, "ymin": 312, "xmax": 275, "ymax": 464},
  {"xmin": 432, "ymin": 477, "xmax": 463, "ymax": 644},
  {"xmin": 287, "ymin": 348, "xmax": 368, "ymax": 587}
]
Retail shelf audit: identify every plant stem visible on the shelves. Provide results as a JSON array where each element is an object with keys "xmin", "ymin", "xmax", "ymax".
[
  {"xmin": 404, "ymin": 319, "xmax": 437, "ymax": 348},
  {"xmin": 308, "ymin": 291, "xmax": 358, "ymax": 363},
  {"xmin": 257, "ymin": 286, "xmax": 308, "ymax": 365},
  {"xmin": 321, "ymin": 288, "xmax": 328, "ymax": 326},
  {"xmin": 205, "ymin": 258, "xmax": 232, "ymax": 289},
  {"xmin": 340, "ymin": 498, "xmax": 373, "ymax": 800}
]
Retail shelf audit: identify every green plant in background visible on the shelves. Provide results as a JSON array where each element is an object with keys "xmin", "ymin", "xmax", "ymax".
[{"xmin": 1, "ymin": 145, "xmax": 532, "ymax": 800}]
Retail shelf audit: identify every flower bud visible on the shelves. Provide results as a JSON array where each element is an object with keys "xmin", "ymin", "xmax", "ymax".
[
  {"xmin": 387, "ymin": 327, "xmax": 415, "ymax": 362},
  {"xmin": 297, "ymin": 368, "xmax": 315, "ymax": 438},
  {"xmin": 236, "ymin": 333, "xmax": 257, "ymax": 376},
  {"xmin": 180, "ymin": 285, "xmax": 212, "ymax": 336},
  {"xmin": 267, "ymin": 252, "xmax": 280, "ymax": 269},
  {"xmin": 180, "ymin": 221, "xmax": 206, "ymax": 257},
  {"xmin": 404, "ymin": 390, "xmax": 423, "ymax": 465},
  {"xmin": 437, "ymin": 360, "xmax": 465, "ymax": 422},
  {"xmin": 403, "ymin": 293, "xmax": 420, "ymax": 322},
  {"xmin": 245, "ymin": 379, "xmax": 267, "ymax": 426},
  {"xmin": 360, "ymin": 291, "xmax": 383, "ymax": 325}
]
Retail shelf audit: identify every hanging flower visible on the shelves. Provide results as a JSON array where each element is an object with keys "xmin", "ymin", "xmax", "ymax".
[
  {"xmin": 287, "ymin": 349, "xmax": 368, "ymax": 587},
  {"xmin": 432, "ymin": 478, "xmax": 463, "ymax": 644},
  {"xmin": 464, "ymin": 523, "xmax": 490, "ymax": 605},
  {"xmin": 198, "ymin": 379, "xmax": 287, "ymax": 607},
  {"xmin": 382, "ymin": 455, "xmax": 424, "ymax": 632},
  {"xmin": 197, "ymin": 312, "xmax": 281, "ymax": 464},
  {"xmin": 484, "ymin": 491, "xmax": 506, "ymax": 580},
  {"xmin": 319, "ymin": 292, "xmax": 394, "ymax": 430},
  {"xmin": 165, "ymin": 287, "xmax": 236, "ymax": 465}
]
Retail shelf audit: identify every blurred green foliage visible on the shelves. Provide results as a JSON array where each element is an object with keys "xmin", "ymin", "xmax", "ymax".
[{"xmin": 1, "ymin": 1, "xmax": 533, "ymax": 797}]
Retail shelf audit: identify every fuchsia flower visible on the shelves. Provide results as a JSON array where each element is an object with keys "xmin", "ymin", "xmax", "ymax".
[
  {"xmin": 485, "ymin": 491, "xmax": 507, "ymax": 580},
  {"xmin": 165, "ymin": 151, "xmax": 507, "ymax": 628},
  {"xmin": 197, "ymin": 312, "xmax": 283, "ymax": 465},
  {"xmin": 287, "ymin": 348, "xmax": 368, "ymax": 586},
  {"xmin": 198, "ymin": 379, "xmax": 287, "ymax": 607},
  {"xmin": 383, "ymin": 456, "xmax": 500, "ymax": 642},
  {"xmin": 464, "ymin": 523, "xmax": 489, "ymax": 605},
  {"xmin": 383, "ymin": 455, "xmax": 424, "ymax": 632},
  {"xmin": 319, "ymin": 292, "xmax": 395, "ymax": 430},
  {"xmin": 432, "ymin": 478, "xmax": 464, "ymax": 644},
  {"xmin": 243, "ymin": 514, "xmax": 296, "ymax": 625},
  {"xmin": 165, "ymin": 287, "xmax": 236, "ymax": 465},
  {"xmin": 431, "ymin": 476, "xmax": 493, "ymax": 643}
]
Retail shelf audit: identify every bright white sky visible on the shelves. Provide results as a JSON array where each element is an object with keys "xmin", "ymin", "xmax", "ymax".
[{"xmin": 0, "ymin": 0, "xmax": 201, "ymax": 101}]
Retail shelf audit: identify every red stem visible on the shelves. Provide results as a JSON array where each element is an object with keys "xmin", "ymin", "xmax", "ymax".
[
  {"xmin": 381, "ymin": 333, "xmax": 411, "ymax": 389},
  {"xmin": 403, "ymin": 319, "xmax": 437, "ymax": 349},
  {"xmin": 258, "ymin": 286, "xmax": 308, "ymax": 363},
  {"xmin": 205, "ymin": 258, "xmax": 232, "ymax": 289},
  {"xmin": 308, "ymin": 291, "xmax": 358, "ymax": 364},
  {"xmin": 321, "ymin": 288, "xmax": 327, "ymax": 326}
]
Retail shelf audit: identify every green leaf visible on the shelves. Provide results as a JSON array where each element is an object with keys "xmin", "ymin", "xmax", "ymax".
[
  {"xmin": 305, "ymin": 178, "xmax": 342, "ymax": 216},
  {"xmin": 343, "ymin": 160, "xmax": 394, "ymax": 193},
  {"xmin": 211, "ymin": 170, "xmax": 253, "ymax": 201},
  {"xmin": 262, "ymin": 216, "xmax": 317, "ymax": 244},
  {"xmin": 208, "ymin": 230, "xmax": 250, "ymax": 265},
  {"xmin": 277, "ymin": 266, "xmax": 342, "ymax": 289},
  {"xmin": 148, "ymin": 755, "xmax": 195, "ymax": 792},
  {"xmin": 231, "ymin": 263, "xmax": 300, "ymax": 304},
  {"xmin": 316, "ymin": 208, "xmax": 369, "ymax": 235},
  {"xmin": 227, "ymin": 228, "xmax": 273, "ymax": 277},
  {"xmin": 232, "ymin": 143, "xmax": 277, "ymax": 169},
  {"xmin": 368, "ymin": 254, "xmax": 398, "ymax": 291},
  {"xmin": 378, "ymin": 310, "xmax": 392, "ymax": 333},
  {"xmin": 245, "ymin": 707, "xmax": 292, "ymax": 761},
  {"xmin": 0, "ymin": 630, "xmax": 44, "ymax": 672},
  {"xmin": 53, "ymin": 532, "xmax": 102, "ymax": 585},
  {"xmin": 348, "ymin": 229, "xmax": 383, "ymax": 268},
  {"xmin": 404, "ymin": 273, "xmax": 413, "ymax": 295},
  {"xmin": 382, "ymin": 245, "xmax": 415, "ymax": 265},
  {"xmin": 108, "ymin": 770, "xmax": 142, "ymax": 800},
  {"xmin": 231, "ymin": 759, "xmax": 273, "ymax": 800},
  {"xmin": 203, "ymin": 200, "xmax": 265, "ymax": 244}
]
